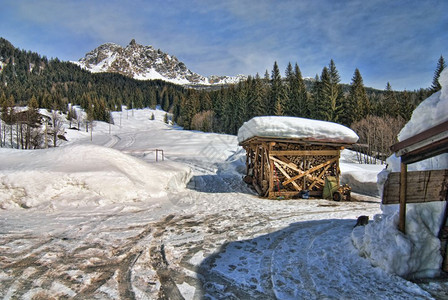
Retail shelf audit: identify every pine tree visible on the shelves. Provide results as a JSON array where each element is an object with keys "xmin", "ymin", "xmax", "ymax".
[
  {"xmin": 309, "ymin": 74, "xmax": 320, "ymax": 119},
  {"xmin": 430, "ymin": 55, "xmax": 446, "ymax": 93},
  {"xmin": 252, "ymin": 73, "xmax": 267, "ymax": 116},
  {"xmin": 326, "ymin": 59, "xmax": 343, "ymax": 122},
  {"xmin": 398, "ymin": 90, "xmax": 414, "ymax": 121},
  {"xmin": 284, "ymin": 62, "xmax": 295, "ymax": 116},
  {"xmin": 343, "ymin": 68, "xmax": 369, "ymax": 126},
  {"xmin": 290, "ymin": 63, "xmax": 308, "ymax": 117},
  {"xmin": 383, "ymin": 82, "xmax": 400, "ymax": 117},
  {"xmin": 270, "ymin": 61, "xmax": 284, "ymax": 116},
  {"xmin": 162, "ymin": 92, "xmax": 170, "ymax": 111},
  {"xmin": 315, "ymin": 67, "xmax": 331, "ymax": 121}
]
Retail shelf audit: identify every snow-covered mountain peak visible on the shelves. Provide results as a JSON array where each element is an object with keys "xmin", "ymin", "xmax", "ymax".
[{"xmin": 75, "ymin": 40, "xmax": 246, "ymax": 86}]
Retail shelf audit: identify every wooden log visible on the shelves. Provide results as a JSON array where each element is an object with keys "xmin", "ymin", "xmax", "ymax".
[
  {"xmin": 274, "ymin": 161, "xmax": 300, "ymax": 191},
  {"xmin": 269, "ymin": 156, "xmax": 301, "ymax": 173},
  {"xmin": 283, "ymin": 157, "xmax": 338, "ymax": 185},
  {"xmin": 308, "ymin": 163, "xmax": 332, "ymax": 190}
]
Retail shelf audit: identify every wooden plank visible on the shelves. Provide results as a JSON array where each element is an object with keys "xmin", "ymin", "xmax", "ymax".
[
  {"xmin": 268, "ymin": 190, "xmax": 323, "ymax": 199},
  {"xmin": 382, "ymin": 169, "xmax": 448, "ymax": 204},
  {"xmin": 270, "ymin": 150, "xmax": 340, "ymax": 156},
  {"xmin": 391, "ymin": 120, "xmax": 448, "ymax": 152},
  {"xmin": 269, "ymin": 156, "xmax": 301, "ymax": 173},
  {"xmin": 283, "ymin": 157, "xmax": 338, "ymax": 185},
  {"xmin": 401, "ymin": 136, "xmax": 448, "ymax": 165},
  {"xmin": 239, "ymin": 136, "xmax": 350, "ymax": 147},
  {"xmin": 273, "ymin": 161, "xmax": 300, "ymax": 191},
  {"xmin": 269, "ymin": 155, "xmax": 325, "ymax": 187},
  {"xmin": 308, "ymin": 163, "xmax": 332, "ymax": 190},
  {"xmin": 256, "ymin": 146, "xmax": 260, "ymax": 181}
]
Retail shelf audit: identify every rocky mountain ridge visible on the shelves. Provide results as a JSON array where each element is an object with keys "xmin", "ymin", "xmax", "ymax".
[{"xmin": 75, "ymin": 39, "xmax": 246, "ymax": 86}]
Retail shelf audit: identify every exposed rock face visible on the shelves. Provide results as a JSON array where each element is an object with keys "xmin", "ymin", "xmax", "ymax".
[{"xmin": 75, "ymin": 40, "xmax": 246, "ymax": 86}]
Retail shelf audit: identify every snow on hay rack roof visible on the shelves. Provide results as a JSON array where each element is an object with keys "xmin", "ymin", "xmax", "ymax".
[{"xmin": 237, "ymin": 116, "xmax": 359, "ymax": 145}]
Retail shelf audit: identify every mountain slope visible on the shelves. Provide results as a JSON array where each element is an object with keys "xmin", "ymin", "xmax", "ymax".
[{"xmin": 75, "ymin": 39, "xmax": 246, "ymax": 86}]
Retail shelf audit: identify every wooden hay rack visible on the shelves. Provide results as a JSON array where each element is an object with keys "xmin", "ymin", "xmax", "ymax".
[{"xmin": 240, "ymin": 136, "xmax": 351, "ymax": 199}]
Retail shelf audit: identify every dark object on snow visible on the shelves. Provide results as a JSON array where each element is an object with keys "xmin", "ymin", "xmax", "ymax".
[
  {"xmin": 354, "ymin": 215, "xmax": 369, "ymax": 228},
  {"xmin": 57, "ymin": 134, "xmax": 68, "ymax": 141}
]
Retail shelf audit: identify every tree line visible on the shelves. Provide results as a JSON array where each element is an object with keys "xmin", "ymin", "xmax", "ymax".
[
  {"xmin": 174, "ymin": 57, "xmax": 443, "ymax": 160},
  {"xmin": 0, "ymin": 37, "xmax": 445, "ymax": 159}
]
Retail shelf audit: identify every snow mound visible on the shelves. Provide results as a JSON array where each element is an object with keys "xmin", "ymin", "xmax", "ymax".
[
  {"xmin": 237, "ymin": 116, "xmax": 359, "ymax": 144},
  {"xmin": 0, "ymin": 145, "xmax": 192, "ymax": 209},
  {"xmin": 353, "ymin": 68, "xmax": 448, "ymax": 278},
  {"xmin": 399, "ymin": 68, "xmax": 448, "ymax": 141},
  {"xmin": 339, "ymin": 150, "xmax": 384, "ymax": 196}
]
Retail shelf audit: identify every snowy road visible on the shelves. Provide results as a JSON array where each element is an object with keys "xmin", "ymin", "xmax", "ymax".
[{"xmin": 0, "ymin": 109, "xmax": 444, "ymax": 299}]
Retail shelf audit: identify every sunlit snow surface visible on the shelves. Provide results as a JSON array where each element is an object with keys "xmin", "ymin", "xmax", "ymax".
[
  {"xmin": 0, "ymin": 108, "xmax": 444, "ymax": 299},
  {"xmin": 237, "ymin": 116, "xmax": 359, "ymax": 144}
]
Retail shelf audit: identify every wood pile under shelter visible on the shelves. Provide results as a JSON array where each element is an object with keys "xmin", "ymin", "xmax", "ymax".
[{"xmin": 238, "ymin": 116, "xmax": 359, "ymax": 199}]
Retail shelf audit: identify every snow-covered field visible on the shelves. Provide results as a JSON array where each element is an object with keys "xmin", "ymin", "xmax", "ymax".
[{"xmin": 0, "ymin": 108, "xmax": 445, "ymax": 299}]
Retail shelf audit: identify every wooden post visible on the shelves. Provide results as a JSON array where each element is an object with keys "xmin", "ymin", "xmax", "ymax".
[
  {"xmin": 245, "ymin": 147, "xmax": 250, "ymax": 175},
  {"xmin": 268, "ymin": 143, "xmax": 274, "ymax": 194},
  {"xmin": 399, "ymin": 161, "xmax": 407, "ymax": 233}
]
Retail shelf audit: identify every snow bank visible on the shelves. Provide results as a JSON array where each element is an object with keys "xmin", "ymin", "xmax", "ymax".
[
  {"xmin": 353, "ymin": 68, "xmax": 448, "ymax": 278},
  {"xmin": 237, "ymin": 116, "xmax": 359, "ymax": 144},
  {"xmin": 339, "ymin": 150, "xmax": 384, "ymax": 196},
  {"xmin": 0, "ymin": 144, "xmax": 192, "ymax": 209},
  {"xmin": 399, "ymin": 69, "xmax": 448, "ymax": 140}
]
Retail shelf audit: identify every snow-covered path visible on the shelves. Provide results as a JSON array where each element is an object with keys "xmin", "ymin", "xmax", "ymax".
[{"xmin": 0, "ymin": 109, "xmax": 443, "ymax": 299}]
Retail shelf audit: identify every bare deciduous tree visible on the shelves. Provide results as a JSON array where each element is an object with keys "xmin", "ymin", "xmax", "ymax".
[
  {"xmin": 351, "ymin": 115, "xmax": 405, "ymax": 164},
  {"xmin": 191, "ymin": 110, "xmax": 215, "ymax": 132},
  {"xmin": 50, "ymin": 110, "xmax": 65, "ymax": 147}
]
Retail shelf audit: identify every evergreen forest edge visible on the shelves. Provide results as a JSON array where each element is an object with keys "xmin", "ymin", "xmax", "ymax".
[{"xmin": 0, "ymin": 37, "xmax": 446, "ymax": 160}]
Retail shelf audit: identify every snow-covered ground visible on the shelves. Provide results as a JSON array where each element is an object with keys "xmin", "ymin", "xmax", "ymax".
[{"xmin": 0, "ymin": 108, "xmax": 446, "ymax": 299}]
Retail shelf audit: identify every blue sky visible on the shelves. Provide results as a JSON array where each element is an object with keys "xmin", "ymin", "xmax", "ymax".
[{"xmin": 1, "ymin": 0, "xmax": 446, "ymax": 90}]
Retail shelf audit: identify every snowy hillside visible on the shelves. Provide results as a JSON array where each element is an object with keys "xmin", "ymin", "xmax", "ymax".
[
  {"xmin": 74, "ymin": 39, "xmax": 246, "ymax": 86},
  {"xmin": 1, "ymin": 107, "xmax": 446, "ymax": 298}
]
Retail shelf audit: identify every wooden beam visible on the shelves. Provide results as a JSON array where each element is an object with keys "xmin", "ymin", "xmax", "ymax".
[
  {"xmin": 269, "ymin": 156, "xmax": 301, "ymax": 173},
  {"xmin": 239, "ymin": 136, "xmax": 351, "ymax": 148},
  {"xmin": 270, "ymin": 150, "xmax": 340, "ymax": 156},
  {"xmin": 283, "ymin": 157, "xmax": 338, "ymax": 185},
  {"xmin": 401, "ymin": 136, "xmax": 448, "ymax": 164},
  {"xmin": 308, "ymin": 163, "xmax": 332, "ymax": 190},
  {"xmin": 391, "ymin": 120, "xmax": 448, "ymax": 153},
  {"xmin": 273, "ymin": 161, "xmax": 300, "ymax": 191},
  {"xmin": 399, "ymin": 162, "xmax": 407, "ymax": 234}
]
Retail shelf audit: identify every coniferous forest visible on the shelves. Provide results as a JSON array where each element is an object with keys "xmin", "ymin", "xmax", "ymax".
[{"xmin": 0, "ymin": 37, "xmax": 445, "ymax": 159}]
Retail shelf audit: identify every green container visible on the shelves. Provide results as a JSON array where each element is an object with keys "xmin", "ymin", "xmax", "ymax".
[{"xmin": 323, "ymin": 176, "xmax": 338, "ymax": 200}]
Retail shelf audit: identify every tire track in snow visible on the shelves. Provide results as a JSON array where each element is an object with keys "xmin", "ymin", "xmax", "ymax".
[{"xmin": 0, "ymin": 211, "xmax": 156, "ymax": 299}]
